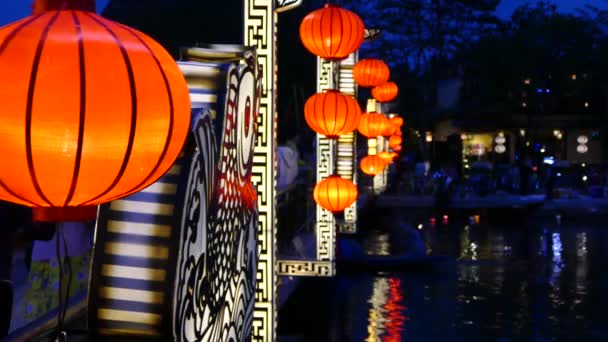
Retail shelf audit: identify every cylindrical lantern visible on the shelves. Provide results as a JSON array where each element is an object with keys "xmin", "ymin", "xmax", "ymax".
[
  {"xmin": 0, "ymin": 9, "xmax": 191, "ymax": 220},
  {"xmin": 494, "ymin": 145, "xmax": 506, "ymax": 154},
  {"xmin": 360, "ymin": 155, "xmax": 386, "ymax": 176},
  {"xmin": 313, "ymin": 175, "xmax": 358, "ymax": 213},
  {"xmin": 577, "ymin": 144, "xmax": 588, "ymax": 154},
  {"xmin": 371, "ymin": 81, "xmax": 399, "ymax": 103},
  {"xmin": 304, "ymin": 90, "xmax": 362, "ymax": 138},
  {"xmin": 357, "ymin": 113, "xmax": 390, "ymax": 138},
  {"xmin": 299, "ymin": 4, "xmax": 365, "ymax": 60},
  {"xmin": 577, "ymin": 135, "xmax": 589, "ymax": 144},
  {"xmin": 389, "ymin": 135, "xmax": 402, "ymax": 149},
  {"xmin": 353, "ymin": 59, "xmax": 390, "ymax": 88}
]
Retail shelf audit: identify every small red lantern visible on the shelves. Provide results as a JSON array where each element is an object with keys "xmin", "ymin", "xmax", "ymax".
[
  {"xmin": 393, "ymin": 145, "xmax": 402, "ymax": 152},
  {"xmin": 372, "ymin": 82, "xmax": 399, "ymax": 103},
  {"xmin": 357, "ymin": 113, "xmax": 389, "ymax": 138},
  {"xmin": 353, "ymin": 59, "xmax": 390, "ymax": 88},
  {"xmin": 313, "ymin": 175, "xmax": 358, "ymax": 213},
  {"xmin": 360, "ymin": 155, "xmax": 386, "ymax": 176},
  {"xmin": 389, "ymin": 135, "xmax": 403, "ymax": 149},
  {"xmin": 299, "ymin": 4, "xmax": 365, "ymax": 60},
  {"xmin": 304, "ymin": 90, "xmax": 361, "ymax": 138},
  {"xmin": 382, "ymin": 122, "xmax": 398, "ymax": 137},
  {"xmin": 0, "ymin": 5, "xmax": 191, "ymax": 221},
  {"xmin": 378, "ymin": 152, "xmax": 394, "ymax": 164},
  {"xmin": 390, "ymin": 116, "xmax": 404, "ymax": 127}
]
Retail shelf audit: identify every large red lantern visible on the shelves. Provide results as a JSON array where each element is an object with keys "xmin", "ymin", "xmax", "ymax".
[
  {"xmin": 304, "ymin": 90, "xmax": 361, "ymax": 138},
  {"xmin": 299, "ymin": 4, "xmax": 365, "ymax": 60},
  {"xmin": 313, "ymin": 175, "xmax": 358, "ymax": 213},
  {"xmin": 0, "ymin": 6, "xmax": 191, "ymax": 220},
  {"xmin": 360, "ymin": 155, "xmax": 386, "ymax": 176},
  {"xmin": 389, "ymin": 135, "xmax": 403, "ymax": 149},
  {"xmin": 357, "ymin": 113, "xmax": 389, "ymax": 138},
  {"xmin": 353, "ymin": 59, "xmax": 390, "ymax": 88},
  {"xmin": 372, "ymin": 82, "xmax": 399, "ymax": 103}
]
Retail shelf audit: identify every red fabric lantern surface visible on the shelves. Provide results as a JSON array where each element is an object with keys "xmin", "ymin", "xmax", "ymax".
[
  {"xmin": 299, "ymin": 4, "xmax": 365, "ymax": 60},
  {"xmin": 313, "ymin": 175, "xmax": 358, "ymax": 213},
  {"xmin": 357, "ymin": 113, "xmax": 389, "ymax": 138},
  {"xmin": 389, "ymin": 135, "xmax": 403, "ymax": 149},
  {"xmin": 360, "ymin": 155, "xmax": 386, "ymax": 176},
  {"xmin": 0, "ymin": 8, "xmax": 190, "ymax": 220},
  {"xmin": 372, "ymin": 81, "xmax": 399, "ymax": 103},
  {"xmin": 304, "ymin": 90, "xmax": 361, "ymax": 138},
  {"xmin": 353, "ymin": 59, "xmax": 390, "ymax": 88}
]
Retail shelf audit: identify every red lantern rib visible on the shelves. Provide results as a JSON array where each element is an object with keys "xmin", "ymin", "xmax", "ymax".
[
  {"xmin": 79, "ymin": 12, "xmax": 138, "ymax": 206},
  {"xmin": 25, "ymin": 11, "xmax": 62, "ymax": 206},
  {"xmin": 63, "ymin": 12, "xmax": 87, "ymax": 206},
  {"xmin": 106, "ymin": 23, "xmax": 178, "ymax": 199}
]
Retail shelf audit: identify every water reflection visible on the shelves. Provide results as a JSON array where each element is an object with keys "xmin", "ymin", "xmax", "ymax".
[
  {"xmin": 281, "ymin": 221, "xmax": 607, "ymax": 340},
  {"xmin": 365, "ymin": 277, "xmax": 407, "ymax": 341}
]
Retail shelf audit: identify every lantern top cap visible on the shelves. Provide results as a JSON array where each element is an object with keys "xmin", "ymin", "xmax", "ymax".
[{"xmin": 33, "ymin": 0, "xmax": 96, "ymax": 12}]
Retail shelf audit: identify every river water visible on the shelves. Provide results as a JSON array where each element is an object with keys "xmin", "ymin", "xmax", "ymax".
[{"xmin": 278, "ymin": 217, "xmax": 608, "ymax": 341}]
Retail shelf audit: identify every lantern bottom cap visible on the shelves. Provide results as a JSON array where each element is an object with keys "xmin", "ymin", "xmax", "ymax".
[{"xmin": 33, "ymin": 206, "xmax": 98, "ymax": 222}]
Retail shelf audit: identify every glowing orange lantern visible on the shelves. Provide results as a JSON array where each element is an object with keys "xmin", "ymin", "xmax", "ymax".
[
  {"xmin": 389, "ymin": 135, "xmax": 403, "ymax": 149},
  {"xmin": 393, "ymin": 145, "xmax": 402, "ymax": 152},
  {"xmin": 304, "ymin": 90, "xmax": 361, "ymax": 138},
  {"xmin": 390, "ymin": 116, "xmax": 404, "ymax": 127},
  {"xmin": 313, "ymin": 175, "xmax": 358, "ymax": 213},
  {"xmin": 357, "ymin": 113, "xmax": 389, "ymax": 138},
  {"xmin": 360, "ymin": 155, "xmax": 386, "ymax": 176},
  {"xmin": 382, "ymin": 122, "xmax": 398, "ymax": 137},
  {"xmin": 378, "ymin": 152, "xmax": 394, "ymax": 164},
  {"xmin": 353, "ymin": 59, "xmax": 390, "ymax": 88},
  {"xmin": 0, "ymin": 6, "xmax": 191, "ymax": 221},
  {"xmin": 372, "ymin": 82, "xmax": 399, "ymax": 103},
  {"xmin": 299, "ymin": 4, "xmax": 365, "ymax": 60}
]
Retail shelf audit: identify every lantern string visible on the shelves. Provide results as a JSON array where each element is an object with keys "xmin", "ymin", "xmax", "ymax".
[{"xmin": 53, "ymin": 223, "xmax": 73, "ymax": 340}]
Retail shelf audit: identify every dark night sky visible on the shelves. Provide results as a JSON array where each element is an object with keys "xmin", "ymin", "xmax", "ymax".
[{"xmin": 0, "ymin": 0, "xmax": 606, "ymax": 27}]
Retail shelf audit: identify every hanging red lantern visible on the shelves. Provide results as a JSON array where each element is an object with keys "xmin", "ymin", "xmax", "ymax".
[
  {"xmin": 382, "ymin": 121, "xmax": 398, "ymax": 137},
  {"xmin": 0, "ymin": 5, "xmax": 191, "ymax": 221},
  {"xmin": 389, "ymin": 135, "xmax": 403, "ymax": 149},
  {"xmin": 360, "ymin": 155, "xmax": 386, "ymax": 176},
  {"xmin": 313, "ymin": 175, "xmax": 358, "ymax": 213},
  {"xmin": 393, "ymin": 145, "xmax": 402, "ymax": 152},
  {"xmin": 357, "ymin": 113, "xmax": 389, "ymax": 138},
  {"xmin": 378, "ymin": 152, "xmax": 394, "ymax": 164},
  {"xmin": 372, "ymin": 82, "xmax": 399, "ymax": 103},
  {"xmin": 390, "ymin": 116, "xmax": 404, "ymax": 127},
  {"xmin": 353, "ymin": 59, "xmax": 390, "ymax": 88},
  {"xmin": 299, "ymin": 4, "xmax": 365, "ymax": 60},
  {"xmin": 304, "ymin": 90, "xmax": 361, "ymax": 138}
]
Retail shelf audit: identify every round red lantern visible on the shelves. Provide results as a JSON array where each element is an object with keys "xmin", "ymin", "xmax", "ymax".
[
  {"xmin": 390, "ymin": 116, "xmax": 404, "ymax": 127},
  {"xmin": 0, "ymin": 8, "xmax": 191, "ymax": 220},
  {"xmin": 393, "ymin": 145, "xmax": 402, "ymax": 152},
  {"xmin": 299, "ymin": 4, "xmax": 365, "ymax": 60},
  {"xmin": 372, "ymin": 82, "xmax": 399, "ymax": 103},
  {"xmin": 313, "ymin": 175, "xmax": 358, "ymax": 213},
  {"xmin": 389, "ymin": 135, "xmax": 403, "ymax": 149},
  {"xmin": 353, "ymin": 59, "xmax": 390, "ymax": 88},
  {"xmin": 304, "ymin": 90, "xmax": 361, "ymax": 138},
  {"xmin": 382, "ymin": 121, "xmax": 398, "ymax": 137},
  {"xmin": 360, "ymin": 155, "xmax": 386, "ymax": 176},
  {"xmin": 377, "ymin": 152, "xmax": 394, "ymax": 164},
  {"xmin": 357, "ymin": 113, "xmax": 389, "ymax": 138}
]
